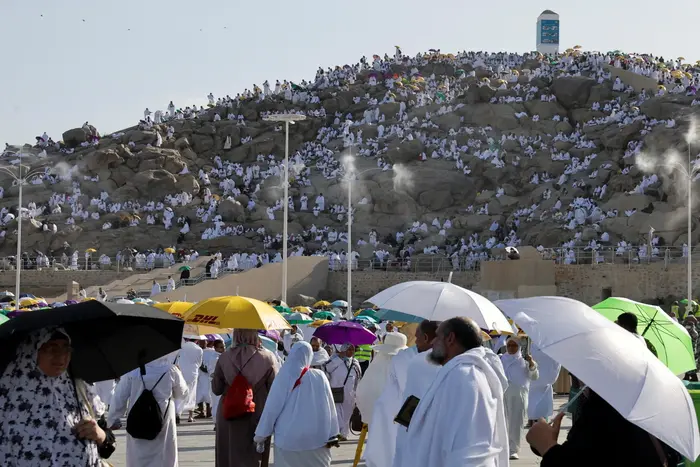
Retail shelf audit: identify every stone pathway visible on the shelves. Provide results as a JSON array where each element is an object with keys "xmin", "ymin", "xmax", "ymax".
[{"xmin": 111, "ymin": 397, "xmax": 572, "ymax": 466}]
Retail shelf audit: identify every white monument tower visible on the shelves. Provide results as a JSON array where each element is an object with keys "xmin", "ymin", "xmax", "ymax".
[{"xmin": 536, "ymin": 10, "xmax": 560, "ymax": 55}]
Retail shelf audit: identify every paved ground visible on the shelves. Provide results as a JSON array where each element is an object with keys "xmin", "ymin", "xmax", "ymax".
[{"xmin": 111, "ymin": 397, "xmax": 572, "ymax": 466}]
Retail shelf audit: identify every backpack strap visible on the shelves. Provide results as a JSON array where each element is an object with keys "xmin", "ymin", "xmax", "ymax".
[
  {"xmin": 293, "ymin": 367, "xmax": 309, "ymax": 390},
  {"xmin": 342, "ymin": 358, "xmax": 356, "ymax": 386},
  {"xmin": 141, "ymin": 371, "xmax": 169, "ymax": 392}
]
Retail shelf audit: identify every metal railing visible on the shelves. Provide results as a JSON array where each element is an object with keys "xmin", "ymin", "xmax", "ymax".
[
  {"xmin": 1, "ymin": 246, "xmax": 691, "ymax": 277},
  {"xmin": 0, "ymin": 255, "xmax": 194, "ymax": 273}
]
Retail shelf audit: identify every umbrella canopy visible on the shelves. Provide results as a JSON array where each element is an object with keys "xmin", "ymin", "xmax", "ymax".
[
  {"xmin": 0, "ymin": 315, "xmax": 8, "ymax": 325},
  {"xmin": 182, "ymin": 296, "xmax": 290, "ymax": 330},
  {"xmin": 313, "ymin": 311, "xmax": 335, "ymax": 320},
  {"xmin": 164, "ymin": 247, "xmax": 176, "ymax": 254},
  {"xmin": 285, "ymin": 312, "xmax": 314, "ymax": 325},
  {"xmin": 183, "ymin": 323, "xmax": 230, "ymax": 336},
  {"xmin": 368, "ymin": 281, "xmax": 512, "ymax": 333},
  {"xmin": 292, "ymin": 306, "xmax": 311, "ymax": 313},
  {"xmin": 313, "ymin": 300, "xmax": 331, "ymax": 308},
  {"xmin": 153, "ymin": 301, "xmax": 195, "ymax": 319},
  {"xmin": 496, "ymin": 296, "xmax": 700, "ymax": 461},
  {"xmin": 309, "ymin": 319, "xmax": 332, "ymax": 328},
  {"xmin": 356, "ymin": 309, "xmax": 379, "ymax": 320},
  {"xmin": 375, "ymin": 308, "xmax": 424, "ymax": 323},
  {"xmin": 332, "ymin": 300, "xmax": 348, "ymax": 307},
  {"xmin": 259, "ymin": 335, "xmax": 278, "ymax": 353},
  {"xmin": 593, "ymin": 297, "xmax": 695, "ymax": 376},
  {"xmin": 274, "ymin": 305, "xmax": 291, "ymax": 314},
  {"xmin": 0, "ymin": 301, "xmax": 184, "ymax": 383},
  {"xmin": 116, "ymin": 298, "xmax": 134, "ymax": 305},
  {"xmin": 178, "ymin": 265, "xmax": 192, "ymax": 271},
  {"xmin": 354, "ymin": 315, "xmax": 378, "ymax": 324},
  {"xmin": 313, "ymin": 321, "xmax": 377, "ymax": 345},
  {"xmin": 259, "ymin": 329, "xmax": 281, "ymax": 342}
]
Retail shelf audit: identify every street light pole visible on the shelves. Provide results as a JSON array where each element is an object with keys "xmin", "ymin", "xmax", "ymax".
[
  {"xmin": 347, "ymin": 158, "xmax": 352, "ymax": 313},
  {"xmin": 0, "ymin": 153, "xmax": 47, "ymax": 311},
  {"xmin": 689, "ymin": 145, "xmax": 693, "ymax": 313},
  {"xmin": 344, "ymin": 158, "xmax": 384, "ymax": 316},
  {"xmin": 263, "ymin": 114, "xmax": 306, "ymax": 304}
]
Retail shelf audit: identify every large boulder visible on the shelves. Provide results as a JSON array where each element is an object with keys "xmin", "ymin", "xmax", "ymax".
[
  {"xmin": 551, "ymin": 77, "xmax": 597, "ymax": 108},
  {"xmin": 62, "ymin": 128, "xmax": 89, "ymax": 147}
]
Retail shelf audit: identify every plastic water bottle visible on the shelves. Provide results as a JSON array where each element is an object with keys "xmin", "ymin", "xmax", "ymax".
[{"xmin": 255, "ymin": 442, "xmax": 265, "ymax": 454}]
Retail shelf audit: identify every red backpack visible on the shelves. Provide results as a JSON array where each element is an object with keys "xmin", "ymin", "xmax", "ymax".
[{"xmin": 223, "ymin": 355, "xmax": 256, "ymax": 420}]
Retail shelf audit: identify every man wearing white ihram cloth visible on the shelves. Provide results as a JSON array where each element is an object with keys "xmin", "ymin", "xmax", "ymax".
[
  {"xmin": 527, "ymin": 345, "xmax": 560, "ymax": 425},
  {"xmin": 501, "ymin": 337, "xmax": 538, "ymax": 460},
  {"xmin": 363, "ymin": 322, "xmax": 432, "ymax": 467},
  {"xmin": 356, "ymin": 333, "xmax": 408, "ymax": 425},
  {"xmin": 176, "ymin": 336, "xmax": 203, "ymax": 423},
  {"xmin": 392, "ymin": 328, "xmax": 441, "ymax": 467},
  {"xmin": 402, "ymin": 318, "xmax": 509, "ymax": 467}
]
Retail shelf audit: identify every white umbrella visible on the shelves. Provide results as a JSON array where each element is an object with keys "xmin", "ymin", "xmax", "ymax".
[
  {"xmin": 496, "ymin": 296, "xmax": 700, "ymax": 461},
  {"xmin": 116, "ymin": 298, "xmax": 134, "ymax": 305},
  {"xmin": 368, "ymin": 281, "xmax": 512, "ymax": 333}
]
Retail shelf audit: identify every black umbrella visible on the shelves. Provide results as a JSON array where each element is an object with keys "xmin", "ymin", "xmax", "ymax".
[{"xmin": 0, "ymin": 301, "xmax": 184, "ymax": 383}]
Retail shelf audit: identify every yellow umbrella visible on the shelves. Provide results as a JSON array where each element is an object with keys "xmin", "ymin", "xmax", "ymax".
[
  {"xmin": 574, "ymin": 45, "xmax": 582, "ymax": 49},
  {"xmin": 85, "ymin": 248, "xmax": 97, "ymax": 253},
  {"xmin": 18, "ymin": 297, "xmax": 39, "ymax": 306},
  {"xmin": 678, "ymin": 56, "xmax": 686, "ymax": 61},
  {"xmin": 308, "ymin": 319, "xmax": 332, "ymax": 328},
  {"xmin": 183, "ymin": 323, "xmax": 231, "ymax": 336},
  {"xmin": 183, "ymin": 296, "xmax": 290, "ymax": 330},
  {"xmin": 313, "ymin": 300, "xmax": 331, "ymax": 308},
  {"xmin": 481, "ymin": 330, "xmax": 492, "ymax": 341},
  {"xmin": 164, "ymin": 247, "xmax": 176, "ymax": 254},
  {"xmin": 154, "ymin": 301, "xmax": 194, "ymax": 319},
  {"xmin": 658, "ymin": 84, "xmax": 667, "ymax": 90},
  {"xmin": 293, "ymin": 306, "xmax": 311, "ymax": 313}
]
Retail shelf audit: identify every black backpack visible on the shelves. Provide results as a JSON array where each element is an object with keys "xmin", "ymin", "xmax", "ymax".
[{"xmin": 126, "ymin": 372, "xmax": 171, "ymax": 440}]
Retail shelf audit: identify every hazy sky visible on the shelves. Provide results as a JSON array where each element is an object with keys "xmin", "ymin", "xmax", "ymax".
[{"xmin": 1, "ymin": 0, "xmax": 697, "ymax": 145}]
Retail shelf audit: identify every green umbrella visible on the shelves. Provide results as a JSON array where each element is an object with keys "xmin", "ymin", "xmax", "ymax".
[
  {"xmin": 0, "ymin": 314, "xmax": 8, "ymax": 325},
  {"xmin": 178, "ymin": 265, "xmax": 192, "ymax": 272},
  {"xmin": 680, "ymin": 299, "xmax": 698, "ymax": 306},
  {"xmin": 285, "ymin": 312, "xmax": 314, "ymax": 325},
  {"xmin": 313, "ymin": 311, "xmax": 335, "ymax": 320},
  {"xmin": 357, "ymin": 309, "xmax": 379, "ymax": 320},
  {"xmin": 274, "ymin": 305, "xmax": 291, "ymax": 314},
  {"xmin": 592, "ymin": 297, "xmax": 695, "ymax": 376}
]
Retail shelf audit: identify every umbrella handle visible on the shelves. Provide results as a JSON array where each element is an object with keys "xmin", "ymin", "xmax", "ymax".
[{"xmin": 557, "ymin": 384, "xmax": 588, "ymax": 414}]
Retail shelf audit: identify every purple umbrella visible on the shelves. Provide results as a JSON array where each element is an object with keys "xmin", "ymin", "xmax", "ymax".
[
  {"xmin": 65, "ymin": 300, "xmax": 78, "ymax": 305},
  {"xmin": 312, "ymin": 321, "xmax": 377, "ymax": 346},
  {"xmin": 258, "ymin": 329, "xmax": 281, "ymax": 342}
]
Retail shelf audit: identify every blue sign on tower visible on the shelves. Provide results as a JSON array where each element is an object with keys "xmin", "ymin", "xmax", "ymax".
[{"xmin": 540, "ymin": 19, "xmax": 559, "ymax": 45}]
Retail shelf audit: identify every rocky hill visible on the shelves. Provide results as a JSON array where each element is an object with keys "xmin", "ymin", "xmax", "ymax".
[{"xmin": 1, "ymin": 50, "xmax": 698, "ymax": 265}]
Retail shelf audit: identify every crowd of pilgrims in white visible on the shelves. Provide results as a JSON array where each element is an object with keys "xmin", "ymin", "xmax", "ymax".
[{"xmin": 3, "ymin": 47, "xmax": 697, "ymax": 270}]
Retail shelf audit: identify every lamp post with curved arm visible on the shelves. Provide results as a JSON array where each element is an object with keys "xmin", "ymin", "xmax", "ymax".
[
  {"xmin": 0, "ymin": 155, "xmax": 49, "ymax": 310},
  {"xmin": 344, "ymin": 157, "xmax": 386, "ymax": 315},
  {"xmin": 262, "ymin": 114, "xmax": 307, "ymax": 305}
]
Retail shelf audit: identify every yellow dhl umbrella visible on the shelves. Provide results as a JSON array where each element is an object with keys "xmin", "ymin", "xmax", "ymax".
[
  {"xmin": 85, "ymin": 248, "xmax": 97, "ymax": 253},
  {"xmin": 154, "ymin": 301, "xmax": 194, "ymax": 319},
  {"xmin": 183, "ymin": 296, "xmax": 290, "ymax": 330},
  {"xmin": 313, "ymin": 300, "xmax": 331, "ymax": 308},
  {"xmin": 308, "ymin": 319, "xmax": 332, "ymax": 328},
  {"xmin": 183, "ymin": 323, "xmax": 231, "ymax": 336},
  {"xmin": 164, "ymin": 247, "xmax": 176, "ymax": 254}
]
